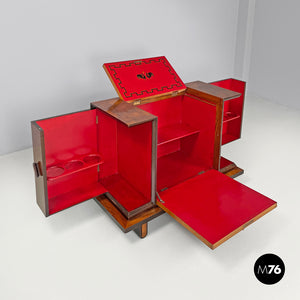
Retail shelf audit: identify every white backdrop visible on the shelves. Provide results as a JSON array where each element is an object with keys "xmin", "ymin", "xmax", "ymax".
[
  {"xmin": 247, "ymin": 0, "xmax": 300, "ymax": 109},
  {"xmin": 0, "ymin": 0, "xmax": 239, "ymax": 155}
]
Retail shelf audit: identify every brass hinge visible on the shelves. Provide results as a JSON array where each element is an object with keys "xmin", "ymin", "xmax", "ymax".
[
  {"xmin": 172, "ymin": 91, "xmax": 179, "ymax": 97},
  {"xmin": 96, "ymin": 115, "xmax": 98, "ymax": 124},
  {"xmin": 133, "ymin": 99, "xmax": 141, "ymax": 106}
]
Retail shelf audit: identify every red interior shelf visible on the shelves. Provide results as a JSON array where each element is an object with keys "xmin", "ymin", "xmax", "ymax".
[
  {"xmin": 47, "ymin": 153, "xmax": 103, "ymax": 181},
  {"xmin": 101, "ymin": 174, "xmax": 150, "ymax": 213},
  {"xmin": 157, "ymin": 123, "xmax": 199, "ymax": 145},
  {"xmin": 223, "ymin": 112, "xmax": 240, "ymax": 123},
  {"xmin": 222, "ymin": 133, "xmax": 239, "ymax": 145},
  {"xmin": 48, "ymin": 181, "xmax": 107, "ymax": 215}
]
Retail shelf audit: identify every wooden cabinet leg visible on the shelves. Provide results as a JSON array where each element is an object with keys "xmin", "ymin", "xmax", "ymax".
[{"xmin": 134, "ymin": 223, "xmax": 148, "ymax": 238}]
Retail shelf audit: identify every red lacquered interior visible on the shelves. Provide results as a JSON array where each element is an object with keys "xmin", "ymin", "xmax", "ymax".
[
  {"xmin": 140, "ymin": 95, "xmax": 216, "ymax": 191},
  {"xmin": 97, "ymin": 109, "xmax": 152, "ymax": 213},
  {"xmin": 103, "ymin": 56, "xmax": 185, "ymax": 101},
  {"xmin": 158, "ymin": 169, "xmax": 276, "ymax": 246},
  {"xmin": 210, "ymin": 79, "xmax": 246, "ymax": 145},
  {"xmin": 220, "ymin": 156, "xmax": 234, "ymax": 170},
  {"xmin": 36, "ymin": 110, "xmax": 107, "ymax": 214}
]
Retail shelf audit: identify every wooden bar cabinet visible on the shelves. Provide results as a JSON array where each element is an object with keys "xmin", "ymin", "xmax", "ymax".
[{"xmin": 31, "ymin": 56, "xmax": 276, "ymax": 249}]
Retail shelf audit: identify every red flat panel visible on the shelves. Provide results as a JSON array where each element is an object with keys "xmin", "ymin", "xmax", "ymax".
[
  {"xmin": 140, "ymin": 96, "xmax": 182, "ymax": 128},
  {"xmin": 36, "ymin": 110, "xmax": 107, "ymax": 214},
  {"xmin": 157, "ymin": 123, "xmax": 199, "ymax": 145},
  {"xmin": 157, "ymin": 150, "xmax": 207, "ymax": 191},
  {"xmin": 210, "ymin": 79, "xmax": 246, "ymax": 145},
  {"xmin": 158, "ymin": 170, "xmax": 276, "ymax": 249},
  {"xmin": 117, "ymin": 121, "xmax": 152, "ymax": 201},
  {"xmin": 101, "ymin": 174, "xmax": 150, "ymax": 213},
  {"xmin": 220, "ymin": 156, "xmax": 234, "ymax": 170},
  {"xmin": 49, "ymin": 181, "xmax": 107, "ymax": 215},
  {"xmin": 103, "ymin": 56, "xmax": 186, "ymax": 101}
]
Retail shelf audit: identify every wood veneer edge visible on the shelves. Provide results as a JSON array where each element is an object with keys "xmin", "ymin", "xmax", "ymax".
[{"xmin": 157, "ymin": 201, "xmax": 277, "ymax": 250}]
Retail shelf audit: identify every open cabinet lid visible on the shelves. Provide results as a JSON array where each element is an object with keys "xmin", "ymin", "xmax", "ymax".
[
  {"xmin": 103, "ymin": 56, "xmax": 186, "ymax": 102},
  {"xmin": 157, "ymin": 170, "xmax": 276, "ymax": 249}
]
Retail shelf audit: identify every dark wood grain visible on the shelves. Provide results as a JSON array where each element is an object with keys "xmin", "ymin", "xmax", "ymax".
[
  {"xmin": 186, "ymin": 81, "xmax": 241, "ymax": 101},
  {"xmin": 31, "ymin": 121, "xmax": 49, "ymax": 216},
  {"xmin": 94, "ymin": 194, "xmax": 164, "ymax": 233},
  {"xmin": 134, "ymin": 223, "xmax": 148, "ymax": 238},
  {"xmin": 91, "ymin": 98, "xmax": 157, "ymax": 127}
]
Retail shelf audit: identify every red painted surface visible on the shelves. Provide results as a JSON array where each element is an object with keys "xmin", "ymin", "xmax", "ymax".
[
  {"xmin": 104, "ymin": 56, "xmax": 185, "ymax": 101},
  {"xmin": 97, "ymin": 110, "xmax": 118, "ymax": 179},
  {"xmin": 157, "ymin": 150, "xmax": 207, "ymax": 191},
  {"xmin": 36, "ymin": 110, "xmax": 107, "ymax": 214},
  {"xmin": 101, "ymin": 174, "xmax": 150, "ymax": 213},
  {"xmin": 140, "ymin": 95, "xmax": 216, "ymax": 190},
  {"xmin": 157, "ymin": 123, "xmax": 199, "ymax": 145},
  {"xmin": 220, "ymin": 156, "xmax": 234, "ymax": 170},
  {"xmin": 140, "ymin": 96, "xmax": 182, "ymax": 129},
  {"xmin": 181, "ymin": 95, "xmax": 216, "ymax": 169},
  {"xmin": 157, "ymin": 140, "xmax": 180, "ymax": 158},
  {"xmin": 210, "ymin": 79, "xmax": 246, "ymax": 145},
  {"xmin": 47, "ymin": 155, "xmax": 103, "ymax": 181},
  {"xmin": 158, "ymin": 170, "xmax": 276, "ymax": 245},
  {"xmin": 116, "ymin": 121, "xmax": 152, "ymax": 201},
  {"xmin": 97, "ymin": 109, "xmax": 153, "ymax": 212},
  {"xmin": 49, "ymin": 181, "xmax": 107, "ymax": 215}
]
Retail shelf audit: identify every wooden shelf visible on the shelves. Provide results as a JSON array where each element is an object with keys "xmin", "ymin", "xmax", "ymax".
[
  {"xmin": 46, "ymin": 153, "xmax": 103, "ymax": 181},
  {"xmin": 48, "ymin": 181, "xmax": 107, "ymax": 215},
  {"xmin": 157, "ymin": 123, "xmax": 199, "ymax": 146}
]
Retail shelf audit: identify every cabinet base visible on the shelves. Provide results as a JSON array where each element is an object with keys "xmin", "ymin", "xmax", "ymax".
[
  {"xmin": 220, "ymin": 156, "xmax": 244, "ymax": 178},
  {"xmin": 134, "ymin": 223, "xmax": 148, "ymax": 238},
  {"xmin": 94, "ymin": 195, "xmax": 164, "ymax": 234}
]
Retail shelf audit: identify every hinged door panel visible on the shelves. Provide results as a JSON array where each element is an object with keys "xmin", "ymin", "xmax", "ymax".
[
  {"xmin": 103, "ymin": 56, "xmax": 186, "ymax": 101},
  {"xmin": 33, "ymin": 109, "xmax": 107, "ymax": 215},
  {"xmin": 157, "ymin": 170, "xmax": 276, "ymax": 249}
]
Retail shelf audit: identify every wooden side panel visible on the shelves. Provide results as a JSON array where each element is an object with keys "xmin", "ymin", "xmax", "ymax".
[{"xmin": 31, "ymin": 122, "xmax": 48, "ymax": 216}]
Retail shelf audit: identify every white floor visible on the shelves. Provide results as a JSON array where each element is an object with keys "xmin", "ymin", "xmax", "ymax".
[{"xmin": 1, "ymin": 94, "xmax": 300, "ymax": 300}]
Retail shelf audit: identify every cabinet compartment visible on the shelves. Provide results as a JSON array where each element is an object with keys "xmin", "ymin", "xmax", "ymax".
[
  {"xmin": 34, "ymin": 110, "xmax": 106, "ymax": 215},
  {"xmin": 33, "ymin": 108, "xmax": 154, "ymax": 217},
  {"xmin": 210, "ymin": 78, "xmax": 246, "ymax": 145},
  {"xmin": 140, "ymin": 94, "xmax": 216, "ymax": 190},
  {"xmin": 96, "ymin": 109, "xmax": 153, "ymax": 218}
]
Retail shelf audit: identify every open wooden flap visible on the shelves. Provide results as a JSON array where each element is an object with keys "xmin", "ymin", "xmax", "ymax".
[{"xmin": 156, "ymin": 170, "xmax": 276, "ymax": 249}]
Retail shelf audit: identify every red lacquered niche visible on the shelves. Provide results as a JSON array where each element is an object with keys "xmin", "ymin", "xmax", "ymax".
[{"xmin": 32, "ymin": 56, "xmax": 276, "ymax": 249}]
